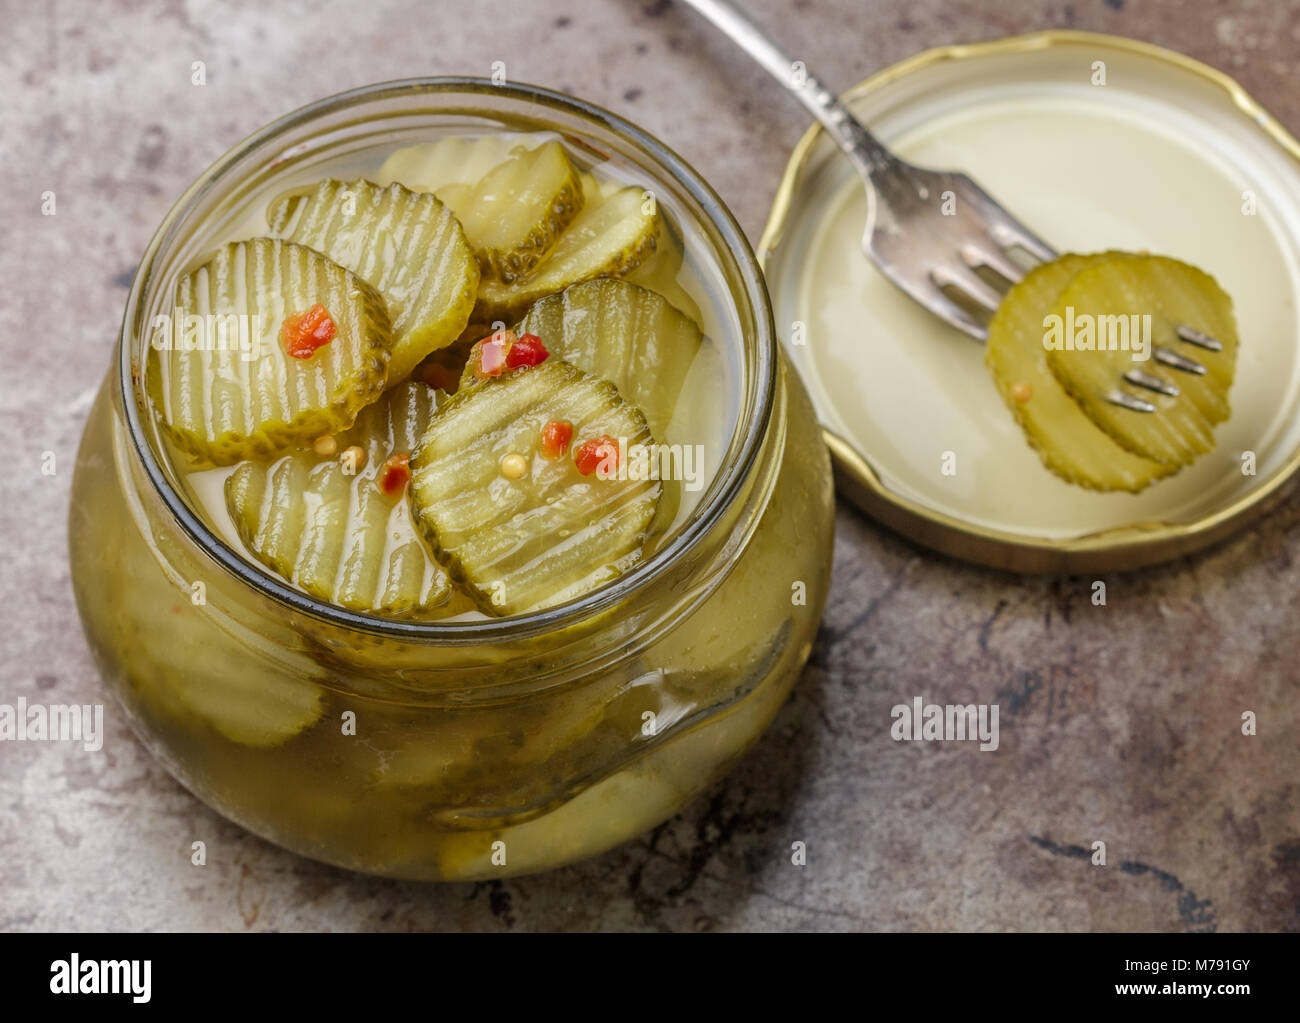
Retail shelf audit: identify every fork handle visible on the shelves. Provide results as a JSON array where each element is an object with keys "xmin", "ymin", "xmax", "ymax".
[{"xmin": 679, "ymin": 0, "xmax": 897, "ymax": 179}]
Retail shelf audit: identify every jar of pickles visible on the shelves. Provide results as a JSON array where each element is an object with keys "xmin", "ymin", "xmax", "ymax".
[{"xmin": 69, "ymin": 79, "xmax": 834, "ymax": 879}]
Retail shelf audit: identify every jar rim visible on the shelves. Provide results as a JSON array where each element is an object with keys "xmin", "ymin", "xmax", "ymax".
[{"xmin": 118, "ymin": 77, "xmax": 776, "ymax": 642}]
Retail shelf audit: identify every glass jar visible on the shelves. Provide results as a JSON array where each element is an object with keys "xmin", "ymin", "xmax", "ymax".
[{"xmin": 68, "ymin": 79, "xmax": 835, "ymax": 880}]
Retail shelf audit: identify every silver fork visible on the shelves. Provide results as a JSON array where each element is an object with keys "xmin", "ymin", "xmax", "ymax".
[{"xmin": 679, "ymin": 0, "xmax": 1222, "ymax": 413}]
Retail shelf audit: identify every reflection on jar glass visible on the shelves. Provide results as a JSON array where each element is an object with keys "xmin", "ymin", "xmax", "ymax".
[{"xmin": 69, "ymin": 80, "xmax": 835, "ymax": 880}]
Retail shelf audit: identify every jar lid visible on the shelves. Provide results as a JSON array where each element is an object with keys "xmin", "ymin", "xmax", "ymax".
[{"xmin": 759, "ymin": 30, "xmax": 1300, "ymax": 572}]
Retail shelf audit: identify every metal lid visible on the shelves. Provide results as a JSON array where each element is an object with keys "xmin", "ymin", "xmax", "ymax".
[{"xmin": 759, "ymin": 31, "xmax": 1300, "ymax": 572}]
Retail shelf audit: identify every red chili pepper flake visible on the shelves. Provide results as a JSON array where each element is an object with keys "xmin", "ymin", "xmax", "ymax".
[
  {"xmin": 506, "ymin": 333, "xmax": 549, "ymax": 369},
  {"xmin": 380, "ymin": 451, "xmax": 411, "ymax": 496},
  {"xmin": 574, "ymin": 434, "xmax": 620, "ymax": 478},
  {"xmin": 281, "ymin": 303, "xmax": 336, "ymax": 359},
  {"xmin": 539, "ymin": 419, "xmax": 573, "ymax": 459},
  {"xmin": 470, "ymin": 329, "xmax": 517, "ymax": 379}
]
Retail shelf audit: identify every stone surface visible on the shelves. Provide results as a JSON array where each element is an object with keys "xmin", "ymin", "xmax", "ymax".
[{"xmin": 2, "ymin": 0, "xmax": 1299, "ymax": 932}]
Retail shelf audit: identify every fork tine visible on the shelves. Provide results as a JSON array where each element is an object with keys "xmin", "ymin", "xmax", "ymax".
[
  {"xmin": 1175, "ymin": 324, "xmax": 1223, "ymax": 351},
  {"xmin": 1154, "ymin": 346, "xmax": 1207, "ymax": 375},
  {"xmin": 961, "ymin": 243, "xmax": 1024, "ymax": 286},
  {"xmin": 1124, "ymin": 369, "xmax": 1178, "ymax": 396},
  {"xmin": 1106, "ymin": 389, "xmax": 1158, "ymax": 413},
  {"xmin": 988, "ymin": 222, "xmax": 1056, "ymax": 264},
  {"xmin": 922, "ymin": 286, "xmax": 990, "ymax": 340},
  {"xmin": 929, "ymin": 264, "xmax": 1003, "ymax": 315}
]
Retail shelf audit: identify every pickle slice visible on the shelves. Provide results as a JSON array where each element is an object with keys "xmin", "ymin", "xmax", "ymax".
[
  {"xmin": 437, "ymin": 140, "xmax": 585, "ymax": 284},
  {"xmin": 1044, "ymin": 254, "xmax": 1239, "ymax": 466},
  {"xmin": 376, "ymin": 134, "xmax": 551, "ymax": 193},
  {"xmin": 151, "ymin": 237, "xmax": 391, "ymax": 466},
  {"xmin": 508, "ymin": 279, "xmax": 703, "ymax": 440},
  {"xmin": 410, "ymin": 359, "xmax": 661, "ymax": 615},
  {"xmin": 986, "ymin": 252, "xmax": 1172, "ymax": 491},
  {"xmin": 226, "ymin": 381, "xmax": 453, "ymax": 616},
  {"xmin": 474, "ymin": 186, "xmax": 661, "ymax": 322},
  {"xmin": 267, "ymin": 178, "xmax": 478, "ymax": 382}
]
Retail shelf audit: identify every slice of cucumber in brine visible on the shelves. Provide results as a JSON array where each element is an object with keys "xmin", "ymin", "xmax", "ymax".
[
  {"xmin": 474, "ymin": 186, "xmax": 661, "ymax": 323},
  {"xmin": 1044, "ymin": 254, "xmax": 1239, "ymax": 467},
  {"xmin": 508, "ymin": 279, "xmax": 703, "ymax": 441},
  {"xmin": 150, "ymin": 237, "xmax": 392, "ymax": 466},
  {"xmin": 376, "ymin": 134, "xmax": 549, "ymax": 193},
  {"xmin": 986, "ymin": 252, "xmax": 1173, "ymax": 491},
  {"xmin": 437, "ymin": 140, "xmax": 585, "ymax": 284},
  {"xmin": 225, "ymin": 381, "xmax": 454, "ymax": 616},
  {"xmin": 267, "ymin": 178, "xmax": 479, "ymax": 382},
  {"xmin": 410, "ymin": 359, "xmax": 661, "ymax": 615}
]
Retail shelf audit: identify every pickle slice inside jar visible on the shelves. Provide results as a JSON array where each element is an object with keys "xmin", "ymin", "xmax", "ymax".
[
  {"xmin": 437, "ymin": 140, "xmax": 585, "ymax": 284},
  {"xmin": 150, "ymin": 237, "xmax": 392, "ymax": 466},
  {"xmin": 473, "ymin": 186, "xmax": 661, "ymax": 323},
  {"xmin": 1044, "ymin": 254, "xmax": 1239, "ymax": 467},
  {"xmin": 986, "ymin": 252, "xmax": 1173, "ymax": 492},
  {"xmin": 266, "ymin": 178, "xmax": 479, "ymax": 382},
  {"xmin": 376, "ymin": 133, "xmax": 547, "ymax": 193},
  {"xmin": 225, "ymin": 380, "xmax": 454, "ymax": 616},
  {"xmin": 410, "ymin": 359, "xmax": 661, "ymax": 615},
  {"xmin": 507, "ymin": 278, "xmax": 704, "ymax": 441}
]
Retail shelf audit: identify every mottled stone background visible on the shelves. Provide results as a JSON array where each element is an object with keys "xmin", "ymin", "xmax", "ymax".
[{"xmin": 2, "ymin": 0, "xmax": 1299, "ymax": 931}]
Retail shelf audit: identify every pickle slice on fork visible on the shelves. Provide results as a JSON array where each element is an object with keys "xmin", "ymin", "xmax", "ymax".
[
  {"xmin": 509, "ymin": 279, "xmax": 703, "ymax": 440},
  {"xmin": 225, "ymin": 381, "xmax": 453, "ymax": 616},
  {"xmin": 267, "ymin": 178, "xmax": 478, "ymax": 382},
  {"xmin": 150, "ymin": 237, "xmax": 392, "ymax": 466},
  {"xmin": 1044, "ymin": 254, "xmax": 1239, "ymax": 467},
  {"xmin": 437, "ymin": 140, "xmax": 585, "ymax": 283},
  {"xmin": 410, "ymin": 359, "xmax": 661, "ymax": 615},
  {"xmin": 473, "ymin": 186, "xmax": 661, "ymax": 322},
  {"xmin": 986, "ymin": 252, "xmax": 1173, "ymax": 491}
]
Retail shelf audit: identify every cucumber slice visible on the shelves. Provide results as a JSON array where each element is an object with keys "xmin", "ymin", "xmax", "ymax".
[
  {"xmin": 267, "ymin": 178, "xmax": 478, "ymax": 382},
  {"xmin": 506, "ymin": 279, "xmax": 703, "ymax": 440},
  {"xmin": 376, "ymin": 133, "xmax": 552, "ymax": 193},
  {"xmin": 1044, "ymin": 254, "xmax": 1239, "ymax": 466},
  {"xmin": 474, "ymin": 186, "xmax": 661, "ymax": 322},
  {"xmin": 986, "ymin": 252, "xmax": 1173, "ymax": 491},
  {"xmin": 410, "ymin": 359, "xmax": 661, "ymax": 615},
  {"xmin": 150, "ymin": 237, "xmax": 392, "ymax": 466},
  {"xmin": 438, "ymin": 140, "xmax": 585, "ymax": 284},
  {"xmin": 226, "ymin": 381, "xmax": 453, "ymax": 616}
]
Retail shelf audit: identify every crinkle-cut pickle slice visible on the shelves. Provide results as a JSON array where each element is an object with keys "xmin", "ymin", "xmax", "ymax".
[
  {"xmin": 226, "ymin": 381, "xmax": 454, "ymax": 616},
  {"xmin": 266, "ymin": 178, "xmax": 478, "ymax": 382},
  {"xmin": 151, "ymin": 237, "xmax": 391, "ymax": 466},
  {"xmin": 474, "ymin": 186, "xmax": 661, "ymax": 323},
  {"xmin": 437, "ymin": 140, "xmax": 585, "ymax": 284},
  {"xmin": 376, "ymin": 133, "xmax": 554, "ymax": 193},
  {"xmin": 410, "ymin": 359, "xmax": 661, "ymax": 615},
  {"xmin": 1044, "ymin": 254, "xmax": 1239, "ymax": 467},
  {"xmin": 986, "ymin": 252, "xmax": 1173, "ymax": 492},
  {"xmin": 503, "ymin": 279, "xmax": 703, "ymax": 441}
]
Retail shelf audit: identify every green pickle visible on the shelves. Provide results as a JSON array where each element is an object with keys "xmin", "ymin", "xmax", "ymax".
[
  {"xmin": 986, "ymin": 252, "xmax": 1173, "ymax": 491},
  {"xmin": 1043, "ymin": 254, "xmax": 1239, "ymax": 467},
  {"xmin": 509, "ymin": 278, "xmax": 704, "ymax": 441},
  {"xmin": 150, "ymin": 237, "xmax": 392, "ymax": 466},
  {"xmin": 437, "ymin": 140, "xmax": 585, "ymax": 283},
  {"xmin": 266, "ymin": 177, "xmax": 479, "ymax": 382},
  {"xmin": 410, "ymin": 359, "xmax": 661, "ymax": 615},
  {"xmin": 474, "ymin": 186, "xmax": 661, "ymax": 322},
  {"xmin": 225, "ymin": 381, "xmax": 453, "ymax": 615}
]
